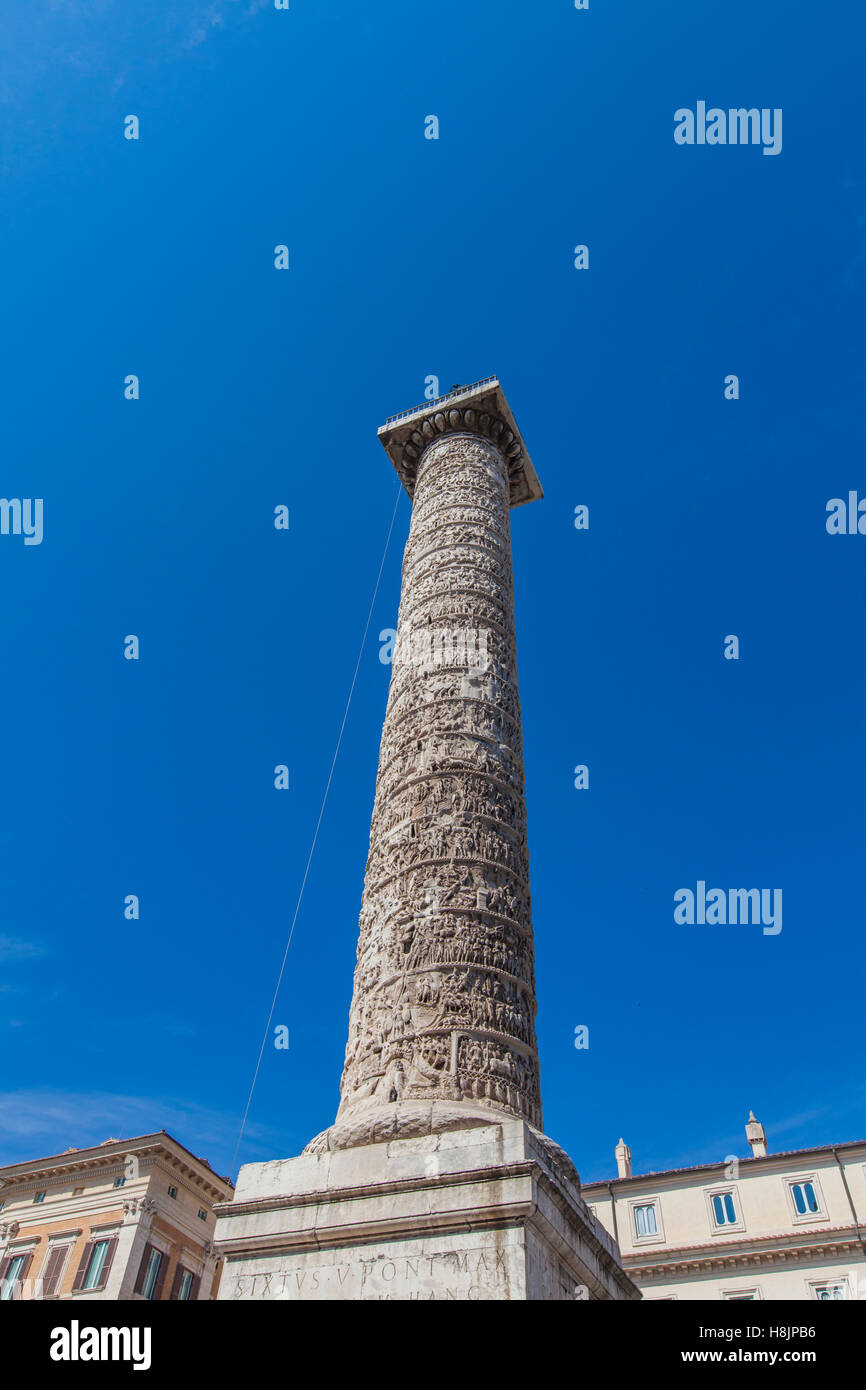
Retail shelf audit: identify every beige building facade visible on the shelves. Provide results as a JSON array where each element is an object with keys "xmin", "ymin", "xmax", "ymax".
[
  {"xmin": 0, "ymin": 1132, "xmax": 233, "ymax": 1301},
  {"xmin": 582, "ymin": 1114, "xmax": 866, "ymax": 1301}
]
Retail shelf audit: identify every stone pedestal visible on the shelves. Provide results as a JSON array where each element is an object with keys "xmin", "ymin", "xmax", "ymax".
[{"xmin": 215, "ymin": 1119, "xmax": 639, "ymax": 1301}]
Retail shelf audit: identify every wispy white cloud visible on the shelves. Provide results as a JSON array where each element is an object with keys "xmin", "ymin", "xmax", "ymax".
[
  {"xmin": 0, "ymin": 1088, "xmax": 276, "ymax": 1175},
  {"xmin": 1, "ymin": 0, "xmax": 272, "ymax": 112},
  {"xmin": 183, "ymin": 2, "xmax": 227, "ymax": 52},
  {"xmin": 766, "ymin": 1107, "xmax": 829, "ymax": 1139},
  {"xmin": 0, "ymin": 936, "xmax": 47, "ymax": 963}
]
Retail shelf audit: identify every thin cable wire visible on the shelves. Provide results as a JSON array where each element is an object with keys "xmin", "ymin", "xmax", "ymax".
[{"xmin": 231, "ymin": 480, "xmax": 404, "ymax": 1172}]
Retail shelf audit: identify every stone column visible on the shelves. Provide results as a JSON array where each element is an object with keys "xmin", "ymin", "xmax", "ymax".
[
  {"xmin": 215, "ymin": 380, "xmax": 640, "ymax": 1300},
  {"xmin": 312, "ymin": 378, "xmax": 545, "ymax": 1151}
]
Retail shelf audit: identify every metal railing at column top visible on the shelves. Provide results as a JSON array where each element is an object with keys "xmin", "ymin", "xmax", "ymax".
[{"xmin": 383, "ymin": 376, "xmax": 499, "ymax": 427}]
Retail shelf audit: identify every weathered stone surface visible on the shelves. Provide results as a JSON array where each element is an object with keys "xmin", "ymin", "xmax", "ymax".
[
  {"xmin": 215, "ymin": 379, "xmax": 639, "ymax": 1299},
  {"xmin": 310, "ymin": 399, "xmax": 543, "ymax": 1153},
  {"xmin": 215, "ymin": 1119, "xmax": 639, "ymax": 1301}
]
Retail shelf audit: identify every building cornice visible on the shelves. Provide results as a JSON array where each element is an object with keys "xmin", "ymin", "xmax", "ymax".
[
  {"xmin": 581, "ymin": 1139, "xmax": 866, "ymax": 1195},
  {"xmin": 0, "ymin": 1133, "xmax": 233, "ymax": 1203},
  {"xmin": 626, "ymin": 1223, "xmax": 863, "ymax": 1280},
  {"xmin": 377, "ymin": 377, "xmax": 543, "ymax": 510},
  {"xmin": 215, "ymin": 1160, "xmax": 539, "ymax": 1221}
]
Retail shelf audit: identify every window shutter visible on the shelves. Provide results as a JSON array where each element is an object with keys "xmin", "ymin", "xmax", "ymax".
[
  {"xmin": 151, "ymin": 1250, "xmax": 167, "ymax": 1301},
  {"xmin": 190, "ymin": 1274, "xmax": 201, "ymax": 1302},
  {"xmin": 41, "ymin": 1246, "xmax": 62, "ymax": 1297},
  {"xmin": 169, "ymin": 1263, "xmax": 183, "ymax": 1300},
  {"xmin": 97, "ymin": 1237, "xmax": 119, "ymax": 1289},
  {"xmin": 42, "ymin": 1245, "xmax": 67, "ymax": 1297},
  {"xmin": 72, "ymin": 1241, "xmax": 95, "ymax": 1292},
  {"xmin": 133, "ymin": 1243, "xmax": 154, "ymax": 1296}
]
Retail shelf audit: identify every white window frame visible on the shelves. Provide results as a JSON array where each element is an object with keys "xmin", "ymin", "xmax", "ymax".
[
  {"xmin": 628, "ymin": 1197, "xmax": 665, "ymax": 1244},
  {"xmin": 82, "ymin": 1238, "xmax": 111, "ymax": 1291},
  {"xmin": 0, "ymin": 1252, "xmax": 29, "ymax": 1301},
  {"xmin": 807, "ymin": 1277, "xmax": 849, "ymax": 1301},
  {"xmin": 140, "ymin": 1244, "xmax": 165, "ymax": 1300},
  {"xmin": 705, "ymin": 1185, "xmax": 745, "ymax": 1235},
  {"xmin": 721, "ymin": 1285, "xmax": 763, "ymax": 1300},
  {"xmin": 784, "ymin": 1173, "xmax": 827, "ymax": 1224}
]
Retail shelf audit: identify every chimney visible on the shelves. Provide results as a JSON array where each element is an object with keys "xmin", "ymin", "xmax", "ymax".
[
  {"xmin": 745, "ymin": 1110, "xmax": 767, "ymax": 1158},
  {"xmin": 615, "ymin": 1138, "xmax": 632, "ymax": 1179}
]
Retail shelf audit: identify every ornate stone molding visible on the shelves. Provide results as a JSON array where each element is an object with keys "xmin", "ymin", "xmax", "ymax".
[
  {"xmin": 378, "ymin": 376, "xmax": 543, "ymax": 509},
  {"xmin": 628, "ymin": 1226, "xmax": 864, "ymax": 1280},
  {"xmin": 123, "ymin": 1196, "xmax": 158, "ymax": 1220},
  {"xmin": 401, "ymin": 409, "xmax": 521, "ymax": 486}
]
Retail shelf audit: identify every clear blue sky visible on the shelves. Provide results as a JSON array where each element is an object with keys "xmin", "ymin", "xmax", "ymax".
[{"xmin": 1, "ymin": 0, "xmax": 863, "ymax": 1185}]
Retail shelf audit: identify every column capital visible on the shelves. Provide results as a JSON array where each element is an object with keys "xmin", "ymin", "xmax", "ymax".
[
  {"xmin": 378, "ymin": 376, "xmax": 543, "ymax": 509},
  {"xmin": 123, "ymin": 1196, "xmax": 158, "ymax": 1222}
]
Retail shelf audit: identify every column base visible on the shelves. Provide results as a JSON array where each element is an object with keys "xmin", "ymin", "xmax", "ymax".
[
  {"xmin": 214, "ymin": 1118, "xmax": 640, "ymax": 1301},
  {"xmin": 306, "ymin": 1099, "xmax": 530, "ymax": 1154}
]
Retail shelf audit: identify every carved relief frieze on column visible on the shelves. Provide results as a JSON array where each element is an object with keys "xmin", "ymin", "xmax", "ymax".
[{"xmin": 307, "ymin": 380, "xmax": 544, "ymax": 1152}]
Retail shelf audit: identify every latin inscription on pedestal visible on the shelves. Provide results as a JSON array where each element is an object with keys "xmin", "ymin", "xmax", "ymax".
[{"xmin": 226, "ymin": 1238, "xmax": 518, "ymax": 1301}]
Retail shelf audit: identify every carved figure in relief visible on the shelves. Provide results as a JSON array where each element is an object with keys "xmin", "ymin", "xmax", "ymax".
[{"xmin": 333, "ymin": 425, "xmax": 543, "ymax": 1135}]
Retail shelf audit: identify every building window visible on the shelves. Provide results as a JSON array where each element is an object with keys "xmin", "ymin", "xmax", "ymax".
[
  {"xmin": 791, "ymin": 1181, "xmax": 819, "ymax": 1215},
  {"xmin": 113, "ymin": 1177, "xmax": 126, "ymax": 1189},
  {"xmin": 786, "ymin": 1176, "xmax": 826, "ymax": 1223},
  {"xmin": 0, "ymin": 1200, "xmax": 4, "ymax": 1212},
  {"xmin": 170, "ymin": 1262, "xmax": 200, "ymax": 1301},
  {"xmin": 810, "ymin": 1280, "xmax": 847, "ymax": 1300},
  {"xmin": 712, "ymin": 1192, "xmax": 738, "ymax": 1226},
  {"xmin": 33, "ymin": 1191, "xmax": 46, "ymax": 1204},
  {"xmin": 0, "ymin": 1253, "xmax": 29, "ymax": 1300},
  {"xmin": 722, "ymin": 1287, "xmax": 761, "ymax": 1300},
  {"xmin": 82, "ymin": 1241, "xmax": 110, "ymax": 1291},
  {"xmin": 72, "ymin": 1187, "xmax": 84, "ymax": 1197},
  {"xmin": 705, "ymin": 1186, "xmax": 745, "ymax": 1235},
  {"xmin": 132, "ymin": 1242, "xmax": 167, "ymax": 1301},
  {"xmin": 140, "ymin": 1247, "xmax": 163, "ymax": 1300},
  {"xmin": 71, "ymin": 1236, "xmax": 118, "ymax": 1295},
  {"xmin": 634, "ymin": 1203, "xmax": 658, "ymax": 1238},
  {"xmin": 811, "ymin": 1278, "xmax": 850, "ymax": 1301},
  {"xmin": 167, "ymin": 1186, "xmax": 178, "ymax": 1199},
  {"xmin": 197, "ymin": 1208, "xmax": 207, "ymax": 1222}
]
